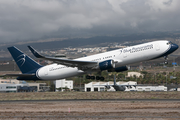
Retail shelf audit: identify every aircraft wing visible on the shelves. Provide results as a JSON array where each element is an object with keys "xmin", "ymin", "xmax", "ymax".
[{"xmin": 28, "ymin": 46, "xmax": 98, "ymax": 69}]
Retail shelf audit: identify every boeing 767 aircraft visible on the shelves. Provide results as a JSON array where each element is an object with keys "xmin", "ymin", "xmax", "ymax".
[{"xmin": 5, "ymin": 40, "xmax": 178, "ymax": 81}]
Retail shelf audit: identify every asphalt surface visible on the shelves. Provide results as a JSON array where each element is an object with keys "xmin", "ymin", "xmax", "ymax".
[{"xmin": 0, "ymin": 99, "xmax": 180, "ymax": 103}]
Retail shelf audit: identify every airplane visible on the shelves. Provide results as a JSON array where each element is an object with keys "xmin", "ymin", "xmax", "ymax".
[
  {"xmin": 95, "ymin": 75, "xmax": 137, "ymax": 91},
  {"xmin": 5, "ymin": 40, "xmax": 178, "ymax": 81}
]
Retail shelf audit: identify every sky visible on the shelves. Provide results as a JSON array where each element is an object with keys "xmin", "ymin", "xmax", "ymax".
[{"xmin": 0, "ymin": 0, "xmax": 180, "ymax": 43}]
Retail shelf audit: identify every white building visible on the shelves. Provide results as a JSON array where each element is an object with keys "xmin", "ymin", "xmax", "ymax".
[
  {"xmin": 85, "ymin": 81, "xmax": 167, "ymax": 92},
  {"xmin": 0, "ymin": 79, "xmax": 49, "ymax": 92},
  {"xmin": 136, "ymin": 86, "xmax": 167, "ymax": 91},
  {"xmin": 127, "ymin": 72, "xmax": 144, "ymax": 78},
  {"xmin": 85, "ymin": 81, "xmax": 137, "ymax": 92},
  {"xmin": 55, "ymin": 79, "xmax": 73, "ymax": 91}
]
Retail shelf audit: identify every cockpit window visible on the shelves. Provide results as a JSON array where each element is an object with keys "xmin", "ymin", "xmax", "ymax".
[{"xmin": 167, "ymin": 41, "xmax": 172, "ymax": 45}]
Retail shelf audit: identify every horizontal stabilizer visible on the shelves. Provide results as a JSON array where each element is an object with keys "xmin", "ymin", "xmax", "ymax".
[{"xmin": 3, "ymin": 74, "xmax": 35, "ymax": 77}]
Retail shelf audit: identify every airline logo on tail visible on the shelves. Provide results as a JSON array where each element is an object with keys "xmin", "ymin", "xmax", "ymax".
[{"xmin": 17, "ymin": 54, "xmax": 26, "ymax": 66}]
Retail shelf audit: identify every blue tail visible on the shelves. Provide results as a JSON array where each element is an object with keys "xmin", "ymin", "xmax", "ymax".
[{"xmin": 8, "ymin": 46, "xmax": 43, "ymax": 74}]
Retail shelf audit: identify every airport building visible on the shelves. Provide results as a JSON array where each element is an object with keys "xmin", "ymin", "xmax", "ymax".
[
  {"xmin": 85, "ymin": 81, "xmax": 137, "ymax": 92},
  {"xmin": 55, "ymin": 79, "xmax": 73, "ymax": 91},
  {"xmin": 0, "ymin": 82, "xmax": 37, "ymax": 92},
  {"xmin": 28, "ymin": 83, "xmax": 50, "ymax": 92},
  {"xmin": 0, "ymin": 79, "xmax": 49, "ymax": 92},
  {"xmin": 85, "ymin": 81, "xmax": 167, "ymax": 92},
  {"xmin": 136, "ymin": 86, "xmax": 167, "ymax": 91},
  {"xmin": 0, "ymin": 79, "xmax": 20, "ymax": 84}
]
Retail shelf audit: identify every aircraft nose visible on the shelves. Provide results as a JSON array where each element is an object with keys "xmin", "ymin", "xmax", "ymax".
[{"xmin": 171, "ymin": 43, "xmax": 179, "ymax": 51}]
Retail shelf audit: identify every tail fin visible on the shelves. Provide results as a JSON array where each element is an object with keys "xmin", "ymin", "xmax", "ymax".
[{"xmin": 8, "ymin": 46, "xmax": 43, "ymax": 73}]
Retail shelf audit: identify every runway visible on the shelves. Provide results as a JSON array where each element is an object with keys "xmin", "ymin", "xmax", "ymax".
[
  {"xmin": 0, "ymin": 115, "xmax": 179, "ymax": 119},
  {"xmin": 0, "ymin": 99, "xmax": 180, "ymax": 120},
  {"xmin": 1, "ymin": 98, "xmax": 180, "ymax": 103}
]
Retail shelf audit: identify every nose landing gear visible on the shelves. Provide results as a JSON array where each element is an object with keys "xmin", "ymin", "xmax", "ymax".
[{"xmin": 164, "ymin": 56, "xmax": 168, "ymax": 64}]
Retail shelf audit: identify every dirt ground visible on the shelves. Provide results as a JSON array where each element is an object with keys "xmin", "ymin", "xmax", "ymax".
[
  {"xmin": 1, "ymin": 92, "xmax": 180, "ymax": 101},
  {"xmin": 0, "ymin": 101, "xmax": 180, "ymax": 120}
]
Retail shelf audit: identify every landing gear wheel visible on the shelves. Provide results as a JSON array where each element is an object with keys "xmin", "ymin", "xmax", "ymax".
[
  {"xmin": 86, "ymin": 75, "xmax": 90, "ymax": 79},
  {"xmin": 100, "ymin": 77, "xmax": 105, "ymax": 81},
  {"xmin": 86, "ymin": 75, "xmax": 105, "ymax": 80},
  {"xmin": 164, "ymin": 61, "xmax": 168, "ymax": 65},
  {"xmin": 96, "ymin": 76, "xmax": 100, "ymax": 80},
  {"xmin": 90, "ymin": 76, "xmax": 95, "ymax": 80},
  {"xmin": 164, "ymin": 56, "xmax": 168, "ymax": 65}
]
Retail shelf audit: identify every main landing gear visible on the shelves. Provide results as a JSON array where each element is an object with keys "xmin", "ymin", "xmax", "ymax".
[
  {"xmin": 164, "ymin": 56, "xmax": 168, "ymax": 64},
  {"xmin": 86, "ymin": 75, "xmax": 105, "ymax": 81}
]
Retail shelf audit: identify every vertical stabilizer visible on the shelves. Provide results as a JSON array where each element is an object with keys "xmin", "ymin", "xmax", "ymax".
[{"xmin": 8, "ymin": 46, "xmax": 43, "ymax": 73}]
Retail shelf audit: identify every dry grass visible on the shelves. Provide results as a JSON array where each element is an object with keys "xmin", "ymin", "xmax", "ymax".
[{"xmin": 0, "ymin": 91, "xmax": 180, "ymax": 101}]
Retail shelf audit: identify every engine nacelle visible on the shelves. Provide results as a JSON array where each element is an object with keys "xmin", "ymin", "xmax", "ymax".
[
  {"xmin": 108, "ymin": 66, "xmax": 129, "ymax": 72},
  {"xmin": 114, "ymin": 85, "xmax": 126, "ymax": 91},
  {"xmin": 99, "ymin": 60, "xmax": 115, "ymax": 71},
  {"xmin": 119, "ymin": 86, "xmax": 126, "ymax": 91}
]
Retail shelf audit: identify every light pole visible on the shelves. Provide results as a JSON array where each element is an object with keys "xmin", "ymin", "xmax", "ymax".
[
  {"xmin": 166, "ymin": 71, "xmax": 169, "ymax": 87},
  {"xmin": 154, "ymin": 72, "xmax": 156, "ymax": 85}
]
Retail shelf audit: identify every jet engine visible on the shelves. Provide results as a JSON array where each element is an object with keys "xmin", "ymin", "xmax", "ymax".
[
  {"xmin": 99, "ymin": 60, "xmax": 115, "ymax": 71},
  {"xmin": 108, "ymin": 66, "xmax": 129, "ymax": 72}
]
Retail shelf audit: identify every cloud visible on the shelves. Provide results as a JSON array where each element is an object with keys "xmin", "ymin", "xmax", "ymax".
[{"xmin": 0, "ymin": 0, "xmax": 180, "ymax": 42}]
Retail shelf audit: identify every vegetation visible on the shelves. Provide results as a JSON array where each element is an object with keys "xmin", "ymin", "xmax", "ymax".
[
  {"xmin": 56, "ymin": 87, "xmax": 70, "ymax": 91},
  {"xmin": 0, "ymin": 92, "xmax": 180, "ymax": 101}
]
